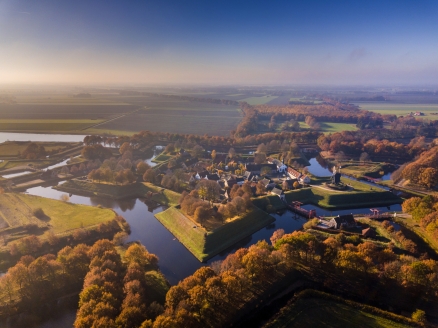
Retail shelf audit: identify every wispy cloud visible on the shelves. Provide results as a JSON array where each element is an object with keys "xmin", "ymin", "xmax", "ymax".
[{"xmin": 348, "ymin": 47, "xmax": 367, "ymax": 61}]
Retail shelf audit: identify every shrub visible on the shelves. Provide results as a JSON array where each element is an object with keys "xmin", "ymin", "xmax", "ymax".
[{"xmin": 33, "ymin": 208, "xmax": 45, "ymax": 219}]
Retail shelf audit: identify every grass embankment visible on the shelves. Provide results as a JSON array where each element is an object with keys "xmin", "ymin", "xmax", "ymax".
[
  {"xmin": 54, "ymin": 179, "xmax": 145, "ymax": 199},
  {"xmin": 151, "ymin": 151, "xmax": 172, "ymax": 163},
  {"xmin": 54, "ymin": 180, "xmax": 181, "ymax": 205},
  {"xmin": 0, "ymin": 193, "xmax": 116, "ymax": 245},
  {"xmin": 340, "ymin": 162, "xmax": 388, "ymax": 179},
  {"xmin": 140, "ymin": 182, "xmax": 181, "ymax": 206},
  {"xmin": 252, "ymin": 177, "xmax": 400, "ymax": 211},
  {"xmin": 264, "ymin": 290, "xmax": 415, "ymax": 328},
  {"xmin": 283, "ymin": 186, "xmax": 401, "ymax": 210},
  {"xmin": 155, "ymin": 206, "xmax": 274, "ymax": 262}
]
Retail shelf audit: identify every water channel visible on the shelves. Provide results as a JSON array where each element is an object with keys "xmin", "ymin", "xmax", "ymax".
[{"xmin": 0, "ymin": 133, "xmax": 402, "ymax": 326}]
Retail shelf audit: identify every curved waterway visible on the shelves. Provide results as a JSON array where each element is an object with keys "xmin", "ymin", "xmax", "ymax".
[{"xmin": 25, "ymin": 182, "xmax": 308, "ymax": 285}]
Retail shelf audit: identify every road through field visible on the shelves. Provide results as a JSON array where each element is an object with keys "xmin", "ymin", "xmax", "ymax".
[{"xmin": 82, "ymin": 107, "xmax": 144, "ymax": 130}]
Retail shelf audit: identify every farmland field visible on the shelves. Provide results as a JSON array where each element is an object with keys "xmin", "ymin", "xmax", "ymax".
[
  {"xmin": 0, "ymin": 104, "xmax": 137, "ymax": 119},
  {"xmin": 92, "ymin": 96, "xmax": 242, "ymax": 136},
  {"xmin": 0, "ymin": 94, "xmax": 242, "ymax": 136},
  {"xmin": 355, "ymin": 102, "xmax": 438, "ymax": 119},
  {"xmin": 241, "ymin": 96, "xmax": 278, "ymax": 105},
  {"xmin": 298, "ymin": 121, "xmax": 358, "ymax": 133}
]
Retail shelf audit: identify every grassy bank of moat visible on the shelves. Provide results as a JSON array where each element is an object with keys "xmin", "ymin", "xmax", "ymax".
[
  {"xmin": 54, "ymin": 180, "xmax": 181, "ymax": 205},
  {"xmin": 155, "ymin": 206, "xmax": 274, "ymax": 262}
]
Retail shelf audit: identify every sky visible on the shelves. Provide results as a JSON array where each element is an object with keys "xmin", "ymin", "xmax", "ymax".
[{"xmin": 1, "ymin": 0, "xmax": 438, "ymax": 86}]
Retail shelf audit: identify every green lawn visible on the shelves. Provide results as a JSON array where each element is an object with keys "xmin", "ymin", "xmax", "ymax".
[
  {"xmin": 355, "ymin": 102, "xmax": 438, "ymax": 120},
  {"xmin": 155, "ymin": 206, "xmax": 274, "ymax": 261},
  {"xmin": 264, "ymin": 295, "xmax": 412, "ymax": 328}
]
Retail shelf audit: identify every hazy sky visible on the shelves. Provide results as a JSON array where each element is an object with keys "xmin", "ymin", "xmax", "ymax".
[{"xmin": 1, "ymin": 0, "xmax": 438, "ymax": 85}]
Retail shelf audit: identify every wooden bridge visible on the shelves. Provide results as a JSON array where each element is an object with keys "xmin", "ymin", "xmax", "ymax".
[{"xmin": 288, "ymin": 201, "xmax": 318, "ymax": 219}]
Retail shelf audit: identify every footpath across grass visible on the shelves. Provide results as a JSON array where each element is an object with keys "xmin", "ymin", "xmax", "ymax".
[{"xmin": 155, "ymin": 206, "xmax": 274, "ymax": 261}]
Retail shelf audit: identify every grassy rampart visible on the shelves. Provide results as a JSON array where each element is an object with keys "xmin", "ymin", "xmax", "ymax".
[
  {"xmin": 282, "ymin": 187, "xmax": 401, "ymax": 209},
  {"xmin": 155, "ymin": 206, "xmax": 274, "ymax": 261},
  {"xmin": 54, "ymin": 179, "xmax": 144, "ymax": 199},
  {"xmin": 54, "ymin": 180, "xmax": 181, "ymax": 205}
]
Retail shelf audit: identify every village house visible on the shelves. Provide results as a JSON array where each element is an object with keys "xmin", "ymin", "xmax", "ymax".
[
  {"xmin": 330, "ymin": 214, "xmax": 356, "ymax": 230},
  {"xmin": 300, "ymin": 175, "xmax": 310, "ymax": 184},
  {"xmin": 362, "ymin": 227, "xmax": 377, "ymax": 238},
  {"xmin": 287, "ymin": 167, "xmax": 310, "ymax": 184},
  {"xmin": 224, "ymin": 175, "xmax": 244, "ymax": 188},
  {"xmin": 267, "ymin": 158, "xmax": 288, "ymax": 173},
  {"xmin": 270, "ymin": 187, "xmax": 286, "ymax": 201},
  {"xmin": 260, "ymin": 178, "xmax": 271, "ymax": 187}
]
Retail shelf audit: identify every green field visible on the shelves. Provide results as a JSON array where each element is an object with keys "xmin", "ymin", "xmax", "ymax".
[
  {"xmin": 93, "ymin": 100, "xmax": 241, "ymax": 136},
  {"xmin": 155, "ymin": 206, "xmax": 274, "ymax": 261},
  {"xmin": 0, "ymin": 193, "xmax": 116, "ymax": 246},
  {"xmin": 241, "ymin": 96, "xmax": 278, "ymax": 105},
  {"xmin": 298, "ymin": 121, "xmax": 358, "ymax": 133},
  {"xmin": 355, "ymin": 102, "xmax": 438, "ymax": 119},
  {"xmin": 264, "ymin": 294, "xmax": 412, "ymax": 328}
]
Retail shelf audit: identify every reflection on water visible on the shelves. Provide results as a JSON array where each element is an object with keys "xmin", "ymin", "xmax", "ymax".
[
  {"xmin": 25, "ymin": 183, "xmax": 308, "ymax": 285},
  {"xmin": 381, "ymin": 172, "xmax": 392, "ymax": 181},
  {"xmin": 44, "ymin": 155, "xmax": 80, "ymax": 171},
  {"xmin": 144, "ymin": 146, "xmax": 163, "ymax": 167},
  {"xmin": 301, "ymin": 204, "xmax": 402, "ymax": 217},
  {"xmin": 306, "ymin": 156, "xmax": 332, "ymax": 177},
  {"xmin": 1, "ymin": 171, "xmax": 32, "ymax": 178}
]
